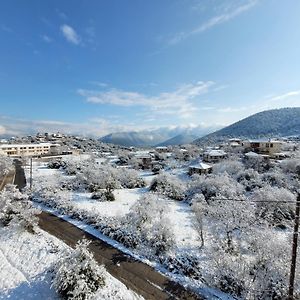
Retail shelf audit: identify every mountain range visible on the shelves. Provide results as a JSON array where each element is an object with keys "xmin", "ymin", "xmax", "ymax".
[
  {"xmin": 99, "ymin": 125, "xmax": 221, "ymax": 147},
  {"xmin": 193, "ymin": 107, "xmax": 300, "ymax": 145}
]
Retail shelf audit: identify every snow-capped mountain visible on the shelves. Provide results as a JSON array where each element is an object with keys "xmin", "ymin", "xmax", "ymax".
[{"xmin": 100, "ymin": 125, "xmax": 221, "ymax": 147}]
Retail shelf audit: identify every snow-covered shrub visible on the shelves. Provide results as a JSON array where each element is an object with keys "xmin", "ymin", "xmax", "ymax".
[
  {"xmin": 149, "ymin": 172, "xmax": 185, "ymax": 200},
  {"xmin": 251, "ymin": 186, "xmax": 296, "ymax": 227},
  {"xmin": 188, "ymin": 173, "xmax": 244, "ymax": 201},
  {"xmin": 0, "ymin": 184, "xmax": 40, "ymax": 232},
  {"xmin": 247, "ymin": 229, "xmax": 291, "ymax": 300},
  {"xmin": 117, "ymin": 168, "xmax": 145, "ymax": 188},
  {"xmin": 208, "ymin": 250, "xmax": 249, "ymax": 298},
  {"xmin": 236, "ymin": 168, "xmax": 262, "ymax": 191},
  {"xmin": 91, "ymin": 190, "xmax": 115, "ymax": 202},
  {"xmin": 261, "ymin": 170, "xmax": 289, "ymax": 188},
  {"xmin": 162, "ymin": 253, "xmax": 202, "ymax": 280},
  {"xmin": 52, "ymin": 239, "xmax": 106, "ymax": 300},
  {"xmin": 212, "ymin": 160, "xmax": 244, "ymax": 177},
  {"xmin": 205, "ymin": 199, "xmax": 255, "ymax": 254},
  {"xmin": 244, "ymin": 155, "xmax": 272, "ymax": 173},
  {"xmin": 47, "ymin": 159, "xmax": 66, "ymax": 169},
  {"xmin": 0, "ymin": 154, "xmax": 13, "ymax": 177},
  {"xmin": 125, "ymin": 194, "xmax": 175, "ymax": 256},
  {"xmin": 280, "ymin": 158, "xmax": 300, "ymax": 176}
]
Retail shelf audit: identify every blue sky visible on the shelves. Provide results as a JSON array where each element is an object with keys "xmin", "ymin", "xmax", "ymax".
[{"xmin": 0, "ymin": 0, "xmax": 300, "ymax": 137}]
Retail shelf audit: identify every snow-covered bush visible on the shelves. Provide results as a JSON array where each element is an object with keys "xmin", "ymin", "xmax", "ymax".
[
  {"xmin": 125, "ymin": 194, "xmax": 175, "ymax": 256},
  {"xmin": 261, "ymin": 170, "xmax": 289, "ymax": 188},
  {"xmin": 117, "ymin": 168, "xmax": 146, "ymax": 188},
  {"xmin": 251, "ymin": 186, "xmax": 296, "ymax": 227},
  {"xmin": 52, "ymin": 239, "xmax": 106, "ymax": 300},
  {"xmin": 47, "ymin": 159, "xmax": 66, "ymax": 169},
  {"xmin": 280, "ymin": 158, "xmax": 300, "ymax": 176},
  {"xmin": 0, "ymin": 154, "xmax": 13, "ymax": 177},
  {"xmin": 212, "ymin": 160, "xmax": 244, "ymax": 177},
  {"xmin": 0, "ymin": 184, "xmax": 40, "ymax": 232},
  {"xmin": 236, "ymin": 168, "xmax": 262, "ymax": 191},
  {"xmin": 188, "ymin": 173, "xmax": 244, "ymax": 201},
  {"xmin": 91, "ymin": 190, "xmax": 115, "ymax": 202},
  {"xmin": 149, "ymin": 172, "xmax": 185, "ymax": 200},
  {"xmin": 246, "ymin": 229, "xmax": 291, "ymax": 300}
]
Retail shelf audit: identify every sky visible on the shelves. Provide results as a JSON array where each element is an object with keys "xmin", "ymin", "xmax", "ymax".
[{"xmin": 0, "ymin": 0, "xmax": 300, "ymax": 137}]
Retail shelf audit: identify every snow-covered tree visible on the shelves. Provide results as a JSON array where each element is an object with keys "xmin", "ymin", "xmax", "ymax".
[
  {"xmin": 52, "ymin": 239, "xmax": 106, "ymax": 300},
  {"xmin": 149, "ymin": 172, "xmax": 185, "ymax": 200},
  {"xmin": 188, "ymin": 173, "xmax": 244, "ymax": 201},
  {"xmin": 251, "ymin": 186, "xmax": 296, "ymax": 227},
  {"xmin": 125, "ymin": 194, "xmax": 175, "ymax": 256},
  {"xmin": 236, "ymin": 168, "xmax": 262, "ymax": 192},
  {"xmin": 212, "ymin": 160, "xmax": 244, "ymax": 177}
]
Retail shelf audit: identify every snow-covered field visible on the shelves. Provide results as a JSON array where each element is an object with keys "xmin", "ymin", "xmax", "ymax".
[
  {"xmin": 27, "ymin": 161, "xmax": 201, "ymax": 249},
  {"xmin": 0, "ymin": 226, "xmax": 143, "ymax": 300}
]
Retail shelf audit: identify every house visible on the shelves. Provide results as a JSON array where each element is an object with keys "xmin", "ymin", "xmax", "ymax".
[
  {"xmin": 135, "ymin": 154, "xmax": 152, "ymax": 169},
  {"xmin": 242, "ymin": 139, "xmax": 282, "ymax": 156},
  {"xmin": 0, "ymin": 143, "xmax": 61, "ymax": 157},
  {"xmin": 188, "ymin": 162, "xmax": 212, "ymax": 175},
  {"xmin": 203, "ymin": 149, "xmax": 227, "ymax": 162},
  {"xmin": 155, "ymin": 146, "xmax": 169, "ymax": 153}
]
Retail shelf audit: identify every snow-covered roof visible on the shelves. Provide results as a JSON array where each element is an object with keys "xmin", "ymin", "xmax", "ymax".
[
  {"xmin": 204, "ymin": 149, "xmax": 227, "ymax": 156},
  {"xmin": 247, "ymin": 139, "xmax": 282, "ymax": 144},
  {"xmin": 189, "ymin": 162, "xmax": 212, "ymax": 170},
  {"xmin": 0, "ymin": 142, "xmax": 58, "ymax": 149},
  {"xmin": 245, "ymin": 151, "xmax": 260, "ymax": 157}
]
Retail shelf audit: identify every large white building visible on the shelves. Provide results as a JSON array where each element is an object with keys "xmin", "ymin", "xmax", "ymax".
[{"xmin": 0, "ymin": 143, "xmax": 60, "ymax": 157}]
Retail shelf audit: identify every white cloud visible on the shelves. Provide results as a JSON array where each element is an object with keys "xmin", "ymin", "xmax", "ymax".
[
  {"xmin": 0, "ymin": 125, "xmax": 6, "ymax": 135},
  {"xmin": 78, "ymin": 81, "xmax": 214, "ymax": 119},
  {"xmin": 60, "ymin": 24, "xmax": 80, "ymax": 45},
  {"xmin": 42, "ymin": 35, "xmax": 53, "ymax": 43},
  {"xmin": 168, "ymin": 0, "xmax": 258, "ymax": 45},
  {"xmin": 269, "ymin": 90, "xmax": 300, "ymax": 102}
]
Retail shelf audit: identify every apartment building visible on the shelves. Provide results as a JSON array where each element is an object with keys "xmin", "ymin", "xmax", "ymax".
[{"xmin": 0, "ymin": 143, "xmax": 60, "ymax": 157}]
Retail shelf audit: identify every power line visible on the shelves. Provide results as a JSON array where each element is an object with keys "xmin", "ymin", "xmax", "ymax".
[{"xmin": 204, "ymin": 197, "xmax": 297, "ymax": 204}]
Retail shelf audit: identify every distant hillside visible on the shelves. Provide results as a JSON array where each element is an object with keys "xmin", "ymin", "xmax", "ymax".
[
  {"xmin": 100, "ymin": 125, "xmax": 221, "ymax": 147},
  {"xmin": 193, "ymin": 107, "xmax": 300, "ymax": 145},
  {"xmin": 100, "ymin": 131, "xmax": 170, "ymax": 147},
  {"xmin": 156, "ymin": 134, "xmax": 198, "ymax": 146}
]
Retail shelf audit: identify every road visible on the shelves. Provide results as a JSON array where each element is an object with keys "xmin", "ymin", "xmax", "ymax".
[{"xmin": 12, "ymin": 159, "xmax": 205, "ymax": 300}]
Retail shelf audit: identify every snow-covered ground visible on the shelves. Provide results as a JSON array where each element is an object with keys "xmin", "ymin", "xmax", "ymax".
[
  {"xmin": 72, "ymin": 188, "xmax": 146, "ymax": 217},
  {"xmin": 0, "ymin": 226, "xmax": 143, "ymax": 300},
  {"xmin": 28, "ymin": 161, "xmax": 201, "ymax": 249}
]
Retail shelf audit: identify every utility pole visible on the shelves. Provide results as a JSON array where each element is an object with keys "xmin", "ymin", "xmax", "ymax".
[
  {"xmin": 288, "ymin": 193, "xmax": 300, "ymax": 300},
  {"xmin": 30, "ymin": 157, "xmax": 33, "ymax": 190}
]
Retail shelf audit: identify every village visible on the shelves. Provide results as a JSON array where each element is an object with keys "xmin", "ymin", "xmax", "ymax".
[{"xmin": 1, "ymin": 132, "xmax": 300, "ymax": 299}]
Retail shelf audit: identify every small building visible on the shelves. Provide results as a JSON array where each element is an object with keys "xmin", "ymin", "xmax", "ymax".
[
  {"xmin": 188, "ymin": 162, "xmax": 212, "ymax": 176},
  {"xmin": 134, "ymin": 152, "xmax": 153, "ymax": 169},
  {"xmin": 242, "ymin": 139, "xmax": 282, "ymax": 156},
  {"xmin": 203, "ymin": 149, "xmax": 227, "ymax": 162},
  {"xmin": 155, "ymin": 146, "xmax": 168, "ymax": 153}
]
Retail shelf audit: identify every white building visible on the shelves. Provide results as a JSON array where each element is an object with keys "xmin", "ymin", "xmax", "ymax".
[
  {"xmin": 0, "ymin": 143, "xmax": 60, "ymax": 157},
  {"xmin": 203, "ymin": 149, "xmax": 227, "ymax": 162}
]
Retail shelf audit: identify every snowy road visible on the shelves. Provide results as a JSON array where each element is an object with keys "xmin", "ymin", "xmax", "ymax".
[{"xmin": 38, "ymin": 211, "xmax": 204, "ymax": 300}]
